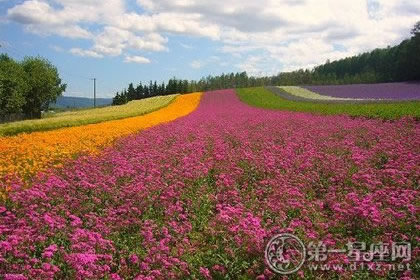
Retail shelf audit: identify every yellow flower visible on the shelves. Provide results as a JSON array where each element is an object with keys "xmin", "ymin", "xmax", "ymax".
[{"xmin": 0, "ymin": 93, "xmax": 202, "ymax": 183}]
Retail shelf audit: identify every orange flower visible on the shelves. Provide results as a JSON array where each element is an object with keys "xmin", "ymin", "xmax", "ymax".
[{"xmin": 0, "ymin": 93, "xmax": 202, "ymax": 184}]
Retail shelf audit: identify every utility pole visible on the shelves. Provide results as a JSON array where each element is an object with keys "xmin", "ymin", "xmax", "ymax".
[{"xmin": 91, "ymin": 78, "xmax": 96, "ymax": 108}]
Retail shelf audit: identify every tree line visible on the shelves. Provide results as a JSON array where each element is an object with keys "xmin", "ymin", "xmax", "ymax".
[
  {"xmin": 112, "ymin": 72, "xmax": 268, "ymax": 105},
  {"xmin": 113, "ymin": 22, "xmax": 420, "ymax": 105},
  {"xmin": 271, "ymin": 22, "xmax": 420, "ymax": 85},
  {"xmin": 112, "ymin": 79, "xmax": 187, "ymax": 105},
  {"xmin": 0, "ymin": 54, "xmax": 66, "ymax": 121}
]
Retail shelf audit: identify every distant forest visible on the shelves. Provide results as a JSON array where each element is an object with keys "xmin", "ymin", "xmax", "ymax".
[{"xmin": 113, "ymin": 22, "xmax": 420, "ymax": 105}]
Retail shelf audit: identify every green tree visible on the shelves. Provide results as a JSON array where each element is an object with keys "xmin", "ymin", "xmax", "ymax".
[
  {"xmin": 112, "ymin": 92, "xmax": 122, "ymax": 105},
  {"xmin": 21, "ymin": 56, "xmax": 66, "ymax": 119},
  {"xmin": 409, "ymin": 21, "xmax": 420, "ymax": 80},
  {"xmin": 0, "ymin": 54, "xmax": 27, "ymax": 119},
  {"xmin": 127, "ymin": 83, "xmax": 136, "ymax": 101},
  {"xmin": 411, "ymin": 21, "xmax": 420, "ymax": 36}
]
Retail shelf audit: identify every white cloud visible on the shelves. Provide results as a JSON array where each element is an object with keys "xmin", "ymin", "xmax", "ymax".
[
  {"xmin": 179, "ymin": 42, "xmax": 194, "ymax": 49},
  {"xmin": 128, "ymin": 33, "xmax": 168, "ymax": 52},
  {"xmin": 70, "ymin": 48, "xmax": 103, "ymax": 58},
  {"xmin": 88, "ymin": 27, "xmax": 168, "ymax": 56},
  {"xmin": 124, "ymin": 55, "xmax": 151, "ymax": 64},
  {"xmin": 235, "ymin": 55, "xmax": 279, "ymax": 76},
  {"xmin": 50, "ymin": 44, "xmax": 64, "ymax": 52},
  {"xmin": 5, "ymin": 0, "xmax": 420, "ymax": 71},
  {"xmin": 190, "ymin": 60, "xmax": 203, "ymax": 69},
  {"xmin": 0, "ymin": 40, "xmax": 10, "ymax": 48},
  {"xmin": 115, "ymin": 12, "xmax": 221, "ymax": 39},
  {"xmin": 190, "ymin": 56, "xmax": 225, "ymax": 69},
  {"xmin": 7, "ymin": 0, "xmax": 93, "ymax": 38},
  {"xmin": 8, "ymin": 0, "xmax": 124, "ymax": 25}
]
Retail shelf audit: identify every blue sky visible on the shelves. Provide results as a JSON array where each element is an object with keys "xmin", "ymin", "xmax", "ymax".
[{"xmin": 0, "ymin": 0, "xmax": 418, "ymax": 98}]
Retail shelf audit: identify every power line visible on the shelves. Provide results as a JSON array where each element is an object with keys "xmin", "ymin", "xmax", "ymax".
[
  {"xmin": 91, "ymin": 78, "xmax": 96, "ymax": 108},
  {"xmin": 0, "ymin": 43, "xmax": 112, "ymax": 101}
]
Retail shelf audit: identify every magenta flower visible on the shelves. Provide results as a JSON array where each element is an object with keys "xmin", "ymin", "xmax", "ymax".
[{"xmin": 0, "ymin": 90, "xmax": 418, "ymax": 279}]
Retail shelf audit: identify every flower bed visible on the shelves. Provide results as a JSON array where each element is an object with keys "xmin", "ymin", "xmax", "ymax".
[
  {"xmin": 0, "ymin": 93, "xmax": 201, "ymax": 186},
  {"xmin": 304, "ymin": 82, "xmax": 420, "ymax": 100},
  {"xmin": 1, "ymin": 90, "xmax": 418, "ymax": 279}
]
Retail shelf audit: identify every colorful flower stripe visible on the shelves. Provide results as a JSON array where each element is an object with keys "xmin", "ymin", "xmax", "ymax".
[
  {"xmin": 0, "ymin": 95, "xmax": 178, "ymax": 136},
  {"xmin": 243, "ymin": 87, "xmax": 420, "ymax": 119},
  {"xmin": 0, "ymin": 90, "xmax": 418, "ymax": 279},
  {"xmin": 279, "ymin": 86, "xmax": 370, "ymax": 101},
  {"xmin": 0, "ymin": 93, "xmax": 201, "ymax": 185},
  {"xmin": 304, "ymin": 82, "xmax": 420, "ymax": 100}
]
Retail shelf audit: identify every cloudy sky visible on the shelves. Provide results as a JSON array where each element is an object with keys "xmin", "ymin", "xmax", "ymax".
[{"xmin": 1, "ymin": 0, "xmax": 418, "ymax": 98}]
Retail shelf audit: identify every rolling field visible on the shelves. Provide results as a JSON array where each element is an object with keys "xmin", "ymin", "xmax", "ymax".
[
  {"xmin": 0, "ymin": 95, "xmax": 177, "ymax": 136},
  {"xmin": 241, "ymin": 87, "xmax": 420, "ymax": 119},
  {"xmin": 0, "ymin": 93, "xmax": 201, "ymax": 189},
  {"xmin": 0, "ymin": 89, "xmax": 418, "ymax": 279}
]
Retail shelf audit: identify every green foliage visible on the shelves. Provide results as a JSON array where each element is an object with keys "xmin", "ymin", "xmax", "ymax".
[
  {"xmin": 411, "ymin": 21, "xmax": 420, "ymax": 36},
  {"xmin": 21, "ymin": 56, "xmax": 67, "ymax": 119},
  {"xmin": 236, "ymin": 87, "xmax": 420, "ymax": 120},
  {"xmin": 113, "ymin": 79, "xmax": 168, "ymax": 105},
  {"xmin": 0, "ymin": 54, "xmax": 27, "ymax": 119},
  {"xmin": 0, "ymin": 54, "xmax": 66, "ymax": 122}
]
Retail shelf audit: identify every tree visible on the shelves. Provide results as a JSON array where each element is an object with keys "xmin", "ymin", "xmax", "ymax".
[
  {"xmin": 0, "ymin": 54, "xmax": 27, "ymax": 118},
  {"xmin": 409, "ymin": 21, "xmax": 420, "ymax": 80},
  {"xmin": 135, "ymin": 82, "xmax": 143, "ymax": 100},
  {"xmin": 411, "ymin": 21, "xmax": 420, "ymax": 36},
  {"xmin": 159, "ymin": 82, "xmax": 165, "ymax": 95},
  {"xmin": 21, "ymin": 57, "xmax": 66, "ymax": 118},
  {"xmin": 153, "ymin": 81, "xmax": 158, "ymax": 96},
  {"xmin": 127, "ymin": 83, "xmax": 136, "ymax": 101},
  {"xmin": 112, "ymin": 92, "xmax": 123, "ymax": 105}
]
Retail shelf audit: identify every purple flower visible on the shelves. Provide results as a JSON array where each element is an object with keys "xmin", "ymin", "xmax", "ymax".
[{"xmin": 304, "ymin": 82, "xmax": 420, "ymax": 100}]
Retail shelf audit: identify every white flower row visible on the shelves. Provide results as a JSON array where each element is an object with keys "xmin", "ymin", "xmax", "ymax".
[{"xmin": 278, "ymin": 86, "xmax": 370, "ymax": 101}]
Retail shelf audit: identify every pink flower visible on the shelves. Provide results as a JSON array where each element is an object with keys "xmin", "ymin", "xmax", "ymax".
[
  {"xmin": 4, "ymin": 275, "xmax": 27, "ymax": 280},
  {"xmin": 199, "ymin": 267, "xmax": 211, "ymax": 279},
  {"xmin": 42, "ymin": 244, "xmax": 58, "ymax": 259},
  {"xmin": 111, "ymin": 273, "xmax": 122, "ymax": 280},
  {"xmin": 129, "ymin": 254, "xmax": 139, "ymax": 264}
]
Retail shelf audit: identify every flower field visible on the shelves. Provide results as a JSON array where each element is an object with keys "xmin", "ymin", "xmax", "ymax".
[
  {"xmin": 0, "ymin": 95, "xmax": 178, "ymax": 137},
  {"xmin": 304, "ymin": 82, "xmax": 420, "ymax": 100},
  {"xmin": 1, "ymin": 89, "xmax": 418, "ymax": 279},
  {"xmin": 251, "ymin": 87, "xmax": 420, "ymax": 119},
  {"xmin": 278, "ymin": 86, "xmax": 364, "ymax": 101},
  {"xmin": 0, "ymin": 93, "xmax": 201, "ymax": 192}
]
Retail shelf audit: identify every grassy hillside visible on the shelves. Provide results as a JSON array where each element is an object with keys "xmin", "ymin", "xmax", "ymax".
[
  {"xmin": 0, "ymin": 95, "xmax": 178, "ymax": 136},
  {"xmin": 236, "ymin": 87, "xmax": 420, "ymax": 119}
]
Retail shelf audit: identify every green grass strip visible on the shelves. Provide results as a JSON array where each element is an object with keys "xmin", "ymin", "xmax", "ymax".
[
  {"xmin": 0, "ymin": 95, "xmax": 178, "ymax": 136},
  {"xmin": 236, "ymin": 87, "xmax": 420, "ymax": 120}
]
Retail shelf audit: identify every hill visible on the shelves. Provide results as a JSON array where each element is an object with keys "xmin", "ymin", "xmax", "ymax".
[{"xmin": 51, "ymin": 96, "xmax": 113, "ymax": 109}]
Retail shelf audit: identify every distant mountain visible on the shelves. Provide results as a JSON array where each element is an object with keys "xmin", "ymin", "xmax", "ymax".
[{"xmin": 51, "ymin": 96, "xmax": 113, "ymax": 109}]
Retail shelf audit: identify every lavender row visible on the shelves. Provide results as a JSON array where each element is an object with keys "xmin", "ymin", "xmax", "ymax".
[{"xmin": 304, "ymin": 82, "xmax": 420, "ymax": 100}]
